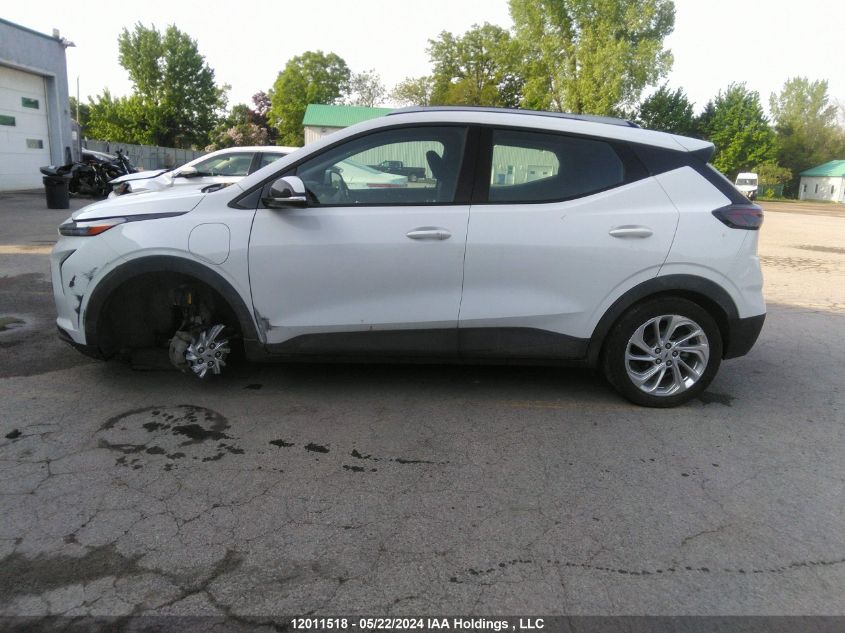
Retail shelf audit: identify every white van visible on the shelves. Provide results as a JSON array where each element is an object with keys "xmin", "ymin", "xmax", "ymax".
[{"xmin": 735, "ymin": 172, "xmax": 758, "ymax": 200}]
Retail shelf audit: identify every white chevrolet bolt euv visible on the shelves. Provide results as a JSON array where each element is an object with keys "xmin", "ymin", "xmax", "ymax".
[
  {"xmin": 52, "ymin": 107, "xmax": 765, "ymax": 407},
  {"xmin": 107, "ymin": 145, "xmax": 301, "ymax": 197}
]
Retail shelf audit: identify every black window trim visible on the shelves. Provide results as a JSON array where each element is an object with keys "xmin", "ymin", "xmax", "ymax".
[
  {"xmin": 229, "ymin": 122, "xmax": 477, "ymax": 210},
  {"xmin": 470, "ymin": 124, "xmax": 649, "ymax": 205},
  {"xmin": 247, "ymin": 152, "xmax": 262, "ymax": 175}
]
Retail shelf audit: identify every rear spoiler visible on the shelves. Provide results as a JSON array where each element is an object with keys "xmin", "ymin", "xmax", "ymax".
[{"xmin": 669, "ymin": 135, "xmax": 715, "ymax": 162}]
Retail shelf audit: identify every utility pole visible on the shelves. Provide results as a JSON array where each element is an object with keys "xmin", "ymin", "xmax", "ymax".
[{"xmin": 76, "ymin": 76, "xmax": 81, "ymax": 158}]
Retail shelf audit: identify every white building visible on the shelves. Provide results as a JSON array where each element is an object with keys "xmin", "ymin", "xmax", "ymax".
[
  {"xmin": 0, "ymin": 18, "xmax": 76, "ymax": 191},
  {"xmin": 799, "ymin": 160, "xmax": 845, "ymax": 203}
]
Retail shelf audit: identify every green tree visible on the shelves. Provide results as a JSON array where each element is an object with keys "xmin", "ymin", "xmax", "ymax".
[
  {"xmin": 635, "ymin": 85, "xmax": 695, "ymax": 135},
  {"xmin": 770, "ymin": 77, "xmax": 844, "ymax": 196},
  {"xmin": 390, "ymin": 76, "xmax": 435, "ymax": 106},
  {"xmin": 427, "ymin": 23, "xmax": 523, "ymax": 107},
  {"xmin": 754, "ymin": 162, "xmax": 791, "ymax": 186},
  {"xmin": 85, "ymin": 90, "xmax": 150, "ymax": 144},
  {"xmin": 348, "ymin": 69, "xmax": 386, "ymax": 107},
  {"xmin": 107, "ymin": 23, "xmax": 226, "ymax": 148},
  {"xmin": 69, "ymin": 96, "xmax": 90, "ymax": 132},
  {"xmin": 702, "ymin": 83, "xmax": 777, "ymax": 179},
  {"xmin": 509, "ymin": 0, "xmax": 675, "ymax": 114},
  {"xmin": 269, "ymin": 51, "xmax": 351, "ymax": 146},
  {"xmin": 207, "ymin": 103, "xmax": 269, "ymax": 151}
]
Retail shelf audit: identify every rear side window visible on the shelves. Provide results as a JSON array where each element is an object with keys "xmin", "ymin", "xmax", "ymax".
[
  {"xmin": 488, "ymin": 130, "xmax": 624, "ymax": 203},
  {"xmin": 258, "ymin": 152, "xmax": 286, "ymax": 169}
]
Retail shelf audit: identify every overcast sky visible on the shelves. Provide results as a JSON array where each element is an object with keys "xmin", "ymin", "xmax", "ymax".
[{"xmin": 4, "ymin": 0, "xmax": 843, "ymax": 115}]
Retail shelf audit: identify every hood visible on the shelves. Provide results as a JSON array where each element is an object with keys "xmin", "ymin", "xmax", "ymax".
[
  {"xmin": 72, "ymin": 186, "xmax": 206, "ymax": 221},
  {"xmin": 110, "ymin": 169, "xmax": 169, "ymax": 184}
]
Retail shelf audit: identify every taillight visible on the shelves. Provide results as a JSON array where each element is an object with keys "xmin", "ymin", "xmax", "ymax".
[
  {"xmin": 711, "ymin": 203, "xmax": 763, "ymax": 230},
  {"xmin": 59, "ymin": 218, "xmax": 126, "ymax": 237}
]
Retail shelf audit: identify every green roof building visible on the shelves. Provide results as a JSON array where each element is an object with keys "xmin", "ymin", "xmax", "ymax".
[
  {"xmin": 303, "ymin": 104, "xmax": 392, "ymax": 145},
  {"xmin": 799, "ymin": 160, "xmax": 845, "ymax": 203}
]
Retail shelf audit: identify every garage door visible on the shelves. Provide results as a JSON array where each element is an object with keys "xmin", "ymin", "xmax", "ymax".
[{"xmin": 0, "ymin": 65, "xmax": 51, "ymax": 191}]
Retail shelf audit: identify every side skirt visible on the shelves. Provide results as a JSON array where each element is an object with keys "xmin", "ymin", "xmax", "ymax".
[{"xmin": 259, "ymin": 327, "xmax": 590, "ymax": 365}]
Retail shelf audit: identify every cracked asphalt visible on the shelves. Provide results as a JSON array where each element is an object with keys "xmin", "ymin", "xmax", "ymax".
[{"xmin": 1, "ymin": 192, "xmax": 844, "ymax": 619}]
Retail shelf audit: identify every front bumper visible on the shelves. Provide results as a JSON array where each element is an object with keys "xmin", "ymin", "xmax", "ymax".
[
  {"xmin": 723, "ymin": 313, "xmax": 765, "ymax": 359},
  {"xmin": 57, "ymin": 325, "xmax": 104, "ymax": 359}
]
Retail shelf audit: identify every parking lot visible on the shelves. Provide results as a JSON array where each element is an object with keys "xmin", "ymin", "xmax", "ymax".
[{"xmin": 1, "ymin": 192, "xmax": 844, "ymax": 618}]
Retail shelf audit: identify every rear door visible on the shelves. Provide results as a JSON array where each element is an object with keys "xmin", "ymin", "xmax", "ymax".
[{"xmin": 459, "ymin": 128, "xmax": 679, "ymax": 357}]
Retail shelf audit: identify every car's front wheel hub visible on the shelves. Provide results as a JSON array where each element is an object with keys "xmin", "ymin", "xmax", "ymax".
[{"xmin": 181, "ymin": 324, "xmax": 230, "ymax": 378}]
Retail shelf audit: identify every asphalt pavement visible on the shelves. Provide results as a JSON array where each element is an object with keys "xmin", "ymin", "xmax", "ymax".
[{"xmin": 1, "ymin": 191, "xmax": 843, "ymax": 621}]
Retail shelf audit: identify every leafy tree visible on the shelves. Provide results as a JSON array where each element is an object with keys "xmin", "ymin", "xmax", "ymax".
[
  {"xmin": 770, "ymin": 77, "xmax": 845, "ymax": 195},
  {"xmin": 207, "ymin": 103, "xmax": 269, "ymax": 151},
  {"xmin": 509, "ymin": 0, "xmax": 675, "ymax": 115},
  {"xmin": 85, "ymin": 90, "xmax": 150, "ymax": 144},
  {"xmin": 693, "ymin": 99, "xmax": 716, "ymax": 139},
  {"xmin": 106, "ymin": 23, "xmax": 227, "ymax": 148},
  {"xmin": 701, "ymin": 83, "xmax": 777, "ymax": 179},
  {"xmin": 754, "ymin": 162, "xmax": 791, "ymax": 186},
  {"xmin": 635, "ymin": 85, "xmax": 695, "ymax": 135},
  {"xmin": 348, "ymin": 69, "xmax": 386, "ymax": 107},
  {"xmin": 207, "ymin": 91, "xmax": 282, "ymax": 150},
  {"xmin": 269, "ymin": 51, "xmax": 351, "ymax": 146},
  {"xmin": 427, "ymin": 23, "xmax": 523, "ymax": 107},
  {"xmin": 390, "ymin": 76, "xmax": 435, "ymax": 106},
  {"xmin": 69, "ymin": 96, "xmax": 90, "ymax": 132}
]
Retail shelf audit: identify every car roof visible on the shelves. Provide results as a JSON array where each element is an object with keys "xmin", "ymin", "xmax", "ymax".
[
  {"xmin": 232, "ymin": 108, "xmax": 715, "ymax": 194},
  {"xmin": 389, "ymin": 106, "xmax": 639, "ymax": 128}
]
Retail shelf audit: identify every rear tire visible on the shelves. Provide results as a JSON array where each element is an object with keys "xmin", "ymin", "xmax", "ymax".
[{"xmin": 602, "ymin": 297, "xmax": 722, "ymax": 407}]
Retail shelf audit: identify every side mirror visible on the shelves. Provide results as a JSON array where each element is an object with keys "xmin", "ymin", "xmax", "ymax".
[
  {"xmin": 263, "ymin": 176, "xmax": 308, "ymax": 208},
  {"xmin": 178, "ymin": 166, "xmax": 200, "ymax": 178}
]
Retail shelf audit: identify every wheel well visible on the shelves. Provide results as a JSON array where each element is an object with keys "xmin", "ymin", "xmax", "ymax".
[
  {"xmin": 589, "ymin": 287, "xmax": 733, "ymax": 366},
  {"xmin": 96, "ymin": 271, "xmax": 240, "ymax": 359}
]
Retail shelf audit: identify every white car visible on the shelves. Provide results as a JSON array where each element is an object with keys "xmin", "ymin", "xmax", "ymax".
[
  {"xmin": 52, "ymin": 106, "xmax": 765, "ymax": 407},
  {"xmin": 108, "ymin": 145, "xmax": 299, "ymax": 197}
]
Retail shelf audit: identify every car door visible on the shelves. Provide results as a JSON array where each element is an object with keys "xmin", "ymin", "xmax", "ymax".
[
  {"xmin": 248, "ymin": 125, "xmax": 472, "ymax": 355},
  {"xmin": 459, "ymin": 127, "xmax": 679, "ymax": 357}
]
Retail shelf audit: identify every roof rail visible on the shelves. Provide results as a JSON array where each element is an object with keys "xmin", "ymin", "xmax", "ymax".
[{"xmin": 387, "ymin": 105, "xmax": 640, "ymax": 128}]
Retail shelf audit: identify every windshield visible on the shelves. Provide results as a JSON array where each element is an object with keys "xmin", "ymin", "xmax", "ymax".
[{"xmin": 736, "ymin": 178, "xmax": 757, "ymax": 186}]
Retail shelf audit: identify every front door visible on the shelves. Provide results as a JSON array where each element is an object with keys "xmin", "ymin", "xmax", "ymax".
[{"xmin": 248, "ymin": 125, "xmax": 471, "ymax": 355}]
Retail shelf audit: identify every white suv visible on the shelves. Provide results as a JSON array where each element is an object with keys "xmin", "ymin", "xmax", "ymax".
[{"xmin": 52, "ymin": 107, "xmax": 765, "ymax": 407}]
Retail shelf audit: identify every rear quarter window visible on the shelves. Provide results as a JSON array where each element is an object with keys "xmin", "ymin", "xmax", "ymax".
[{"xmin": 488, "ymin": 130, "xmax": 625, "ymax": 203}]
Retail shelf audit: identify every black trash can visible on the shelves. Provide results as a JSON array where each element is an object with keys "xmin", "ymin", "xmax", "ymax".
[{"xmin": 43, "ymin": 174, "xmax": 70, "ymax": 209}]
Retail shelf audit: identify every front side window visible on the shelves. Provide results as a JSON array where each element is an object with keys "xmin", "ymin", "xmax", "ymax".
[
  {"xmin": 188, "ymin": 152, "xmax": 253, "ymax": 177},
  {"xmin": 295, "ymin": 126, "xmax": 467, "ymax": 206},
  {"xmin": 488, "ymin": 129, "xmax": 625, "ymax": 203}
]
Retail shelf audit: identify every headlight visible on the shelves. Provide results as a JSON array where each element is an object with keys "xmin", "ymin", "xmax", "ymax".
[{"xmin": 59, "ymin": 217, "xmax": 126, "ymax": 237}]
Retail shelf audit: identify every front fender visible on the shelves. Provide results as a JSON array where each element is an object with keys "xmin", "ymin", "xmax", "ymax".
[{"xmin": 83, "ymin": 254, "xmax": 262, "ymax": 355}]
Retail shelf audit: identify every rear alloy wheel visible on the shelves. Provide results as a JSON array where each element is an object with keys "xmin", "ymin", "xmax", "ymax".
[{"xmin": 603, "ymin": 298, "xmax": 722, "ymax": 407}]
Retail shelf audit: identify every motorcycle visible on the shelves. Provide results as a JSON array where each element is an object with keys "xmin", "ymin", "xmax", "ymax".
[{"xmin": 40, "ymin": 148, "xmax": 138, "ymax": 198}]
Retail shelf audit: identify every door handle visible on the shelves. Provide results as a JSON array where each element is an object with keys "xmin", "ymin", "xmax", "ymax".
[
  {"xmin": 609, "ymin": 226, "xmax": 653, "ymax": 239},
  {"xmin": 406, "ymin": 227, "xmax": 451, "ymax": 240}
]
